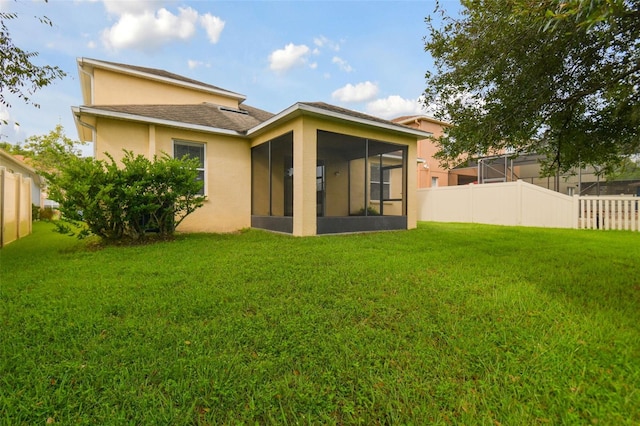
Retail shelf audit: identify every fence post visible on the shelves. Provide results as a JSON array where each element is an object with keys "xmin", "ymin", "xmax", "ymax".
[
  {"xmin": 0, "ymin": 167, "xmax": 5, "ymax": 247},
  {"xmin": 516, "ymin": 180, "xmax": 523, "ymax": 226},
  {"xmin": 572, "ymin": 195, "xmax": 579, "ymax": 229}
]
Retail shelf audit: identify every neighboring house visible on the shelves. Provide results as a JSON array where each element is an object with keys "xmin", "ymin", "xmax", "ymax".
[
  {"xmin": 0, "ymin": 149, "xmax": 45, "ymax": 207},
  {"xmin": 451, "ymin": 153, "xmax": 640, "ymax": 196},
  {"xmin": 71, "ymin": 58, "xmax": 431, "ymax": 236},
  {"xmin": 391, "ymin": 115, "xmax": 471, "ymax": 188}
]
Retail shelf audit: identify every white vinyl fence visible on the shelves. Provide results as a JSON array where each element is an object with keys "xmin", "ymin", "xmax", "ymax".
[
  {"xmin": 417, "ymin": 180, "xmax": 639, "ymax": 232},
  {"xmin": 578, "ymin": 196, "xmax": 639, "ymax": 231},
  {"xmin": 1, "ymin": 167, "xmax": 33, "ymax": 247}
]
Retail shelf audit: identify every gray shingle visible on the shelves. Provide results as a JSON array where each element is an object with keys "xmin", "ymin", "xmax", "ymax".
[{"xmin": 91, "ymin": 103, "xmax": 274, "ymax": 133}]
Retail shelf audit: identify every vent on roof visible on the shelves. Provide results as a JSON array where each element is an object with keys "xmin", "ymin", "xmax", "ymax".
[{"xmin": 219, "ymin": 106, "xmax": 249, "ymax": 115}]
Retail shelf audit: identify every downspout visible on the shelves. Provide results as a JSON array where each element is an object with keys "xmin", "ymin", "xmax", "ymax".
[
  {"xmin": 74, "ymin": 113, "xmax": 97, "ymax": 157},
  {"xmin": 0, "ymin": 167, "xmax": 5, "ymax": 247}
]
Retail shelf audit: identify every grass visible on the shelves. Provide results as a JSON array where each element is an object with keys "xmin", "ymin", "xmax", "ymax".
[{"xmin": 1, "ymin": 221, "xmax": 639, "ymax": 425}]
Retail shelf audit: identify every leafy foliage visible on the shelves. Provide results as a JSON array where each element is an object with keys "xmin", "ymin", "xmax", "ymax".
[
  {"xmin": 0, "ymin": 7, "xmax": 67, "ymax": 118},
  {"xmin": 424, "ymin": 0, "xmax": 640, "ymax": 175},
  {"xmin": 49, "ymin": 151, "xmax": 206, "ymax": 241},
  {"xmin": 0, "ymin": 141, "xmax": 29, "ymax": 155},
  {"xmin": 607, "ymin": 154, "xmax": 640, "ymax": 180},
  {"xmin": 21, "ymin": 124, "xmax": 85, "ymax": 179}
]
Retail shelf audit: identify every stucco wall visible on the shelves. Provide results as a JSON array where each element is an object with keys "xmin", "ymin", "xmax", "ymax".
[
  {"xmin": 94, "ymin": 119, "xmax": 252, "ymax": 233},
  {"xmin": 92, "ymin": 68, "xmax": 239, "ymax": 108}
]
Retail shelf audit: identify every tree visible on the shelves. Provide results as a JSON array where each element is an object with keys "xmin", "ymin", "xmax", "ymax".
[
  {"xmin": 423, "ymin": 0, "xmax": 640, "ymax": 176},
  {"xmin": 607, "ymin": 154, "xmax": 640, "ymax": 180},
  {"xmin": 0, "ymin": 141, "xmax": 29, "ymax": 155},
  {"xmin": 21, "ymin": 124, "xmax": 85, "ymax": 181},
  {"xmin": 0, "ymin": 3, "xmax": 67, "ymax": 122}
]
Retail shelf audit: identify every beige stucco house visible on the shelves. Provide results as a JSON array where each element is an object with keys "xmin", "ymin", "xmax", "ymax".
[{"xmin": 72, "ymin": 58, "xmax": 430, "ymax": 236}]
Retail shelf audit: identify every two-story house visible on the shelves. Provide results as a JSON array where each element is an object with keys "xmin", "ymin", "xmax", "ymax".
[{"xmin": 72, "ymin": 58, "xmax": 430, "ymax": 236}]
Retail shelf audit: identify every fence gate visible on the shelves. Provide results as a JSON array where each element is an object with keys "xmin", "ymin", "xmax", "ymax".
[{"xmin": 578, "ymin": 196, "xmax": 640, "ymax": 231}]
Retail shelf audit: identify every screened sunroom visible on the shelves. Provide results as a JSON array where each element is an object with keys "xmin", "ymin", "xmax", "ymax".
[{"xmin": 251, "ymin": 129, "xmax": 410, "ymax": 235}]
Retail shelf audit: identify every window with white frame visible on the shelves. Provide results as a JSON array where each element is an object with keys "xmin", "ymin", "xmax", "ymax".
[
  {"xmin": 431, "ymin": 176, "xmax": 439, "ymax": 187},
  {"xmin": 173, "ymin": 140, "xmax": 205, "ymax": 195}
]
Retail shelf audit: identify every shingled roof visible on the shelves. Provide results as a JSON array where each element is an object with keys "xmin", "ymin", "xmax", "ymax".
[
  {"xmin": 298, "ymin": 102, "xmax": 421, "ymax": 133},
  {"xmin": 89, "ymin": 103, "xmax": 274, "ymax": 133}
]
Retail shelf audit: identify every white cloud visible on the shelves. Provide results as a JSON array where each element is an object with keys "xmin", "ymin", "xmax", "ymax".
[
  {"xmin": 332, "ymin": 56, "xmax": 353, "ymax": 73},
  {"xmin": 365, "ymin": 95, "xmax": 426, "ymax": 119},
  {"xmin": 309, "ymin": 62, "xmax": 318, "ymax": 70},
  {"xmin": 313, "ymin": 35, "xmax": 340, "ymax": 51},
  {"xmin": 101, "ymin": 7, "xmax": 199, "ymax": 51},
  {"xmin": 187, "ymin": 60, "xmax": 211, "ymax": 69},
  {"xmin": 332, "ymin": 81, "xmax": 379, "ymax": 103},
  {"xmin": 87, "ymin": 40, "xmax": 97, "ymax": 49},
  {"xmin": 200, "ymin": 13, "xmax": 225, "ymax": 44},
  {"xmin": 313, "ymin": 36, "xmax": 328, "ymax": 47},
  {"xmin": 268, "ymin": 43, "xmax": 310, "ymax": 73},
  {"xmin": 188, "ymin": 60, "xmax": 202, "ymax": 69},
  {"xmin": 101, "ymin": 0, "xmax": 160, "ymax": 16},
  {"xmin": 0, "ymin": 106, "xmax": 22, "ymax": 141}
]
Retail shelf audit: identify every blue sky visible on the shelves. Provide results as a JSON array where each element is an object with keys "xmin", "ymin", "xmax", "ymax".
[{"xmin": 1, "ymin": 0, "xmax": 461, "ymax": 147}]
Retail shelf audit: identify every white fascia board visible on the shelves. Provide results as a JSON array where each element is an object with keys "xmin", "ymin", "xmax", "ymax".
[
  {"xmin": 247, "ymin": 103, "xmax": 433, "ymax": 138},
  {"xmin": 246, "ymin": 103, "xmax": 302, "ymax": 136},
  {"xmin": 75, "ymin": 106, "xmax": 245, "ymax": 137},
  {"xmin": 77, "ymin": 57, "xmax": 247, "ymax": 103}
]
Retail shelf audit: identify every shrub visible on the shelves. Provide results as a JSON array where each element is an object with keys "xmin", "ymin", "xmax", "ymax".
[
  {"xmin": 39, "ymin": 207, "xmax": 56, "ymax": 221},
  {"xmin": 354, "ymin": 206, "xmax": 380, "ymax": 216},
  {"xmin": 48, "ymin": 150, "xmax": 206, "ymax": 241},
  {"xmin": 31, "ymin": 204, "xmax": 40, "ymax": 221}
]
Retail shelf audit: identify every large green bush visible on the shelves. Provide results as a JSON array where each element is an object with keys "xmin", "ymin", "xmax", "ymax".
[{"xmin": 49, "ymin": 150, "xmax": 205, "ymax": 241}]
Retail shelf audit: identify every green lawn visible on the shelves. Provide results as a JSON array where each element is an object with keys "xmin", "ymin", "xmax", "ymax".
[{"xmin": 1, "ymin": 221, "xmax": 639, "ymax": 425}]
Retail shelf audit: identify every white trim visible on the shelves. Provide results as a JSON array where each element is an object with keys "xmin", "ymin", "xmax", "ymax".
[{"xmin": 77, "ymin": 57, "xmax": 246, "ymax": 102}]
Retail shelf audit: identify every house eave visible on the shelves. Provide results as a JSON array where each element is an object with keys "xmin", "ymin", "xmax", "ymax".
[
  {"xmin": 73, "ymin": 106, "xmax": 247, "ymax": 138},
  {"xmin": 247, "ymin": 103, "xmax": 433, "ymax": 139}
]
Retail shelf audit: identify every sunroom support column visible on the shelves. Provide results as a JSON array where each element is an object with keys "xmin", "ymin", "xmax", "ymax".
[
  {"xmin": 406, "ymin": 140, "xmax": 417, "ymax": 229},
  {"xmin": 292, "ymin": 120, "xmax": 317, "ymax": 236}
]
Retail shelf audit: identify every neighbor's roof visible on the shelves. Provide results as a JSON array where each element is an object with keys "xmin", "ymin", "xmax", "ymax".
[
  {"xmin": 77, "ymin": 58, "xmax": 246, "ymax": 102},
  {"xmin": 392, "ymin": 114, "xmax": 451, "ymax": 127},
  {"xmin": 0, "ymin": 149, "xmax": 44, "ymax": 185}
]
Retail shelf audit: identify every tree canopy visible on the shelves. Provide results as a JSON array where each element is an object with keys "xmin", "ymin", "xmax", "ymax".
[
  {"xmin": 0, "ymin": 5, "xmax": 66, "ymax": 120},
  {"xmin": 19, "ymin": 124, "xmax": 85, "ymax": 180},
  {"xmin": 424, "ymin": 0, "xmax": 640, "ymax": 175}
]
